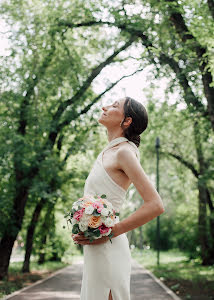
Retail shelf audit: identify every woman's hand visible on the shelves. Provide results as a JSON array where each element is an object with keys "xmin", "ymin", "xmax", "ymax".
[
  {"xmin": 71, "ymin": 225, "xmax": 119, "ymax": 246},
  {"xmin": 72, "ymin": 232, "xmax": 109, "ymax": 245}
]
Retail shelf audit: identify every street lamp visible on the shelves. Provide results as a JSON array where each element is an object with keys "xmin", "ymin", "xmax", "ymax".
[{"xmin": 155, "ymin": 137, "xmax": 160, "ymax": 266}]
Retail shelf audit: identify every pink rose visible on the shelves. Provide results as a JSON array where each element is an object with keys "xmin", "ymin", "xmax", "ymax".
[
  {"xmin": 73, "ymin": 208, "xmax": 84, "ymax": 221},
  {"xmin": 92, "ymin": 202, "xmax": 104, "ymax": 211},
  {"xmin": 98, "ymin": 224, "xmax": 111, "ymax": 234},
  {"xmin": 97, "ymin": 206, "xmax": 105, "ymax": 213}
]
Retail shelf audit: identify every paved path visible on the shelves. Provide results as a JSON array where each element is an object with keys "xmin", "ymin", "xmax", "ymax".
[{"xmin": 4, "ymin": 257, "xmax": 181, "ymax": 300}]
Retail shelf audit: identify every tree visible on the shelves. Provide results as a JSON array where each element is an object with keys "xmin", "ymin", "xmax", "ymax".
[{"xmin": 0, "ymin": 0, "xmax": 137, "ymax": 278}]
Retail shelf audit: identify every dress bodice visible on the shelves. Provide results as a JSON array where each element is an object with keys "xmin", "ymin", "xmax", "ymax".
[{"xmin": 83, "ymin": 137, "xmax": 140, "ymax": 213}]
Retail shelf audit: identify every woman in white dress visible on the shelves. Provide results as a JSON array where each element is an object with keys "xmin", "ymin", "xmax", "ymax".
[{"xmin": 72, "ymin": 97, "xmax": 165, "ymax": 300}]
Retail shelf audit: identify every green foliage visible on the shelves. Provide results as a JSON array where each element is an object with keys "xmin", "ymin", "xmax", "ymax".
[
  {"xmin": 0, "ymin": 0, "xmax": 213, "ymax": 273},
  {"xmin": 132, "ymin": 248, "xmax": 214, "ymax": 300}
]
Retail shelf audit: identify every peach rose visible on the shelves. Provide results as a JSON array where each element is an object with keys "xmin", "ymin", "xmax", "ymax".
[
  {"xmin": 83, "ymin": 201, "xmax": 93, "ymax": 208},
  {"xmin": 88, "ymin": 216, "xmax": 102, "ymax": 228}
]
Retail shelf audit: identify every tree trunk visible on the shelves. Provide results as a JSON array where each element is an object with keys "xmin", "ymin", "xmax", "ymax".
[
  {"xmin": 194, "ymin": 120, "xmax": 214, "ymax": 264},
  {"xmin": 0, "ymin": 187, "xmax": 28, "ymax": 279},
  {"xmin": 206, "ymin": 188, "xmax": 214, "ymax": 260},
  {"xmin": 0, "ymin": 235, "xmax": 16, "ymax": 279},
  {"xmin": 164, "ymin": 118, "xmax": 214, "ymax": 265},
  {"xmin": 38, "ymin": 234, "xmax": 47, "ymax": 265},
  {"xmin": 22, "ymin": 198, "xmax": 46, "ymax": 273},
  {"xmin": 168, "ymin": 8, "xmax": 214, "ymax": 132},
  {"xmin": 207, "ymin": 0, "xmax": 214, "ymax": 19},
  {"xmin": 139, "ymin": 226, "xmax": 143, "ymax": 250},
  {"xmin": 130, "ymin": 229, "xmax": 137, "ymax": 246},
  {"xmin": 37, "ymin": 203, "xmax": 55, "ymax": 264},
  {"xmin": 197, "ymin": 182, "xmax": 212, "ymax": 265}
]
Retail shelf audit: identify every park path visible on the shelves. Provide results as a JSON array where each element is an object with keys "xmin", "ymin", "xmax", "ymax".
[{"xmin": 4, "ymin": 257, "xmax": 181, "ymax": 300}]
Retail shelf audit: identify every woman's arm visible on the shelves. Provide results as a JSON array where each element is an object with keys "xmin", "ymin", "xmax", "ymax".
[{"xmin": 112, "ymin": 147, "xmax": 165, "ymax": 238}]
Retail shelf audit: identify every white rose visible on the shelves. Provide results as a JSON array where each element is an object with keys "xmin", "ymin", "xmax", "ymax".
[
  {"xmin": 104, "ymin": 217, "xmax": 114, "ymax": 227},
  {"xmin": 79, "ymin": 222, "xmax": 88, "ymax": 232},
  {"xmin": 101, "ymin": 208, "xmax": 109, "ymax": 217},
  {"xmin": 81, "ymin": 215, "xmax": 90, "ymax": 225},
  {"xmin": 81, "ymin": 213, "xmax": 90, "ymax": 221},
  {"xmin": 85, "ymin": 206, "xmax": 94, "ymax": 215},
  {"xmin": 73, "ymin": 205, "xmax": 79, "ymax": 210},
  {"xmin": 82, "ymin": 220, "xmax": 89, "ymax": 226},
  {"xmin": 107, "ymin": 202, "xmax": 113, "ymax": 209},
  {"xmin": 71, "ymin": 218, "xmax": 78, "ymax": 225}
]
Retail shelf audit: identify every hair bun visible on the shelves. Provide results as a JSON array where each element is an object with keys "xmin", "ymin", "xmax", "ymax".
[{"xmin": 131, "ymin": 134, "xmax": 140, "ymax": 148}]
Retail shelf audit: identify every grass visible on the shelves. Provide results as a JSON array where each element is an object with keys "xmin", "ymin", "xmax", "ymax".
[{"xmin": 132, "ymin": 248, "xmax": 214, "ymax": 300}]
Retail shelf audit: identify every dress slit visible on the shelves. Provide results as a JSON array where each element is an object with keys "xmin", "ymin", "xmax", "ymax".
[{"xmin": 108, "ymin": 288, "xmax": 114, "ymax": 300}]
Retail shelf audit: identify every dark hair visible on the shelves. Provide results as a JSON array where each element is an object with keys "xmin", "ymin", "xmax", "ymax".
[{"xmin": 121, "ymin": 97, "xmax": 148, "ymax": 147}]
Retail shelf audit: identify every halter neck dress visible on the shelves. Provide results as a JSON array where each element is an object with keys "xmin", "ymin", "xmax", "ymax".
[{"xmin": 80, "ymin": 136, "xmax": 140, "ymax": 300}]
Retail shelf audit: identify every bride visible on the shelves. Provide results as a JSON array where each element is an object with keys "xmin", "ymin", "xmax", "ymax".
[{"xmin": 72, "ymin": 96, "xmax": 165, "ymax": 300}]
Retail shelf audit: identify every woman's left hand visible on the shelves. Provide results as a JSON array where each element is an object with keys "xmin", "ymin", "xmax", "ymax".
[
  {"xmin": 72, "ymin": 232, "xmax": 110, "ymax": 245},
  {"xmin": 71, "ymin": 225, "xmax": 119, "ymax": 245}
]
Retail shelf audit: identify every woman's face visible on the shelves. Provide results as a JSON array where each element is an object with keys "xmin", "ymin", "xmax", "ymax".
[{"xmin": 98, "ymin": 98, "xmax": 126, "ymax": 127}]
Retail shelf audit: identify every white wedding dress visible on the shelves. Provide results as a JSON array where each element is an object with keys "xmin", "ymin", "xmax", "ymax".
[{"xmin": 80, "ymin": 136, "xmax": 140, "ymax": 300}]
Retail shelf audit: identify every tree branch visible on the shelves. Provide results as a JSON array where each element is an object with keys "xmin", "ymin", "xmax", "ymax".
[
  {"xmin": 59, "ymin": 67, "xmax": 144, "ymax": 130},
  {"xmin": 18, "ymin": 31, "xmax": 57, "ymax": 135},
  {"xmin": 58, "ymin": 19, "xmax": 206, "ymax": 115},
  {"xmin": 163, "ymin": 150, "xmax": 199, "ymax": 178},
  {"xmin": 48, "ymin": 36, "xmax": 137, "ymax": 145},
  {"xmin": 164, "ymin": 0, "xmax": 214, "ymax": 130}
]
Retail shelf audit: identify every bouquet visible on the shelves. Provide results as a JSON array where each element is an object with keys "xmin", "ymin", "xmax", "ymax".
[{"xmin": 65, "ymin": 194, "xmax": 119, "ymax": 244}]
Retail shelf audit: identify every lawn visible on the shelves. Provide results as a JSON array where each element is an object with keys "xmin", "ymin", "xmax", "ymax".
[{"xmin": 132, "ymin": 248, "xmax": 214, "ymax": 300}]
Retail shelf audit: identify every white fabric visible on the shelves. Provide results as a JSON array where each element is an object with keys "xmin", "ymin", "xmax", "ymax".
[{"xmin": 80, "ymin": 137, "xmax": 140, "ymax": 300}]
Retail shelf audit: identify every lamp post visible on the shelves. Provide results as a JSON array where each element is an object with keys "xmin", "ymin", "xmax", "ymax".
[{"xmin": 155, "ymin": 137, "xmax": 160, "ymax": 266}]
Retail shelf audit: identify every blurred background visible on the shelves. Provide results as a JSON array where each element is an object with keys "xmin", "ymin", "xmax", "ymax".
[{"xmin": 0, "ymin": 0, "xmax": 213, "ymax": 299}]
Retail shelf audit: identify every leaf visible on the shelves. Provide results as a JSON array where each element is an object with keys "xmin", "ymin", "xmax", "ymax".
[
  {"xmin": 72, "ymin": 224, "xmax": 80, "ymax": 234},
  {"xmin": 94, "ymin": 229, "xmax": 101, "ymax": 237},
  {"xmin": 92, "ymin": 210, "xmax": 100, "ymax": 216}
]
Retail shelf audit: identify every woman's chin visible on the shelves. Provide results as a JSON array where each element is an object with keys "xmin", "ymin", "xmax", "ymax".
[{"xmin": 98, "ymin": 118, "xmax": 107, "ymax": 127}]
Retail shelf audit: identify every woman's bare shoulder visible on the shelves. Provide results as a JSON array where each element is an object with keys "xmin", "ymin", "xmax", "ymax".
[{"xmin": 117, "ymin": 141, "xmax": 139, "ymax": 159}]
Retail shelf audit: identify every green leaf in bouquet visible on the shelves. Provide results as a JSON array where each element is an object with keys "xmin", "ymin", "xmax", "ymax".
[
  {"xmin": 108, "ymin": 232, "xmax": 114, "ymax": 244},
  {"xmin": 84, "ymin": 231, "xmax": 92, "ymax": 237},
  {"xmin": 72, "ymin": 224, "xmax": 80, "ymax": 234},
  {"xmin": 64, "ymin": 212, "xmax": 70, "ymax": 218},
  {"xmin": 100, "ymin": 194, "xmax": 106, "ymax": 198},
  {"xmin": 115, "ymin": 212, "xmax": 120, "ymax": 216},
  {"xmin": 92, "ymin": 210, "xmax": 100, "ymax": 216},
  {"xmin": 103, "ymin": 204, "xmax": 107, "ymax": 208},
  {"xmin": 94, "ymin": 229, "xmax": 101, "ymax": 237},
  {"xmin": 108, "ymin": 233, "xmax": 114, "ymax": 239}
]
